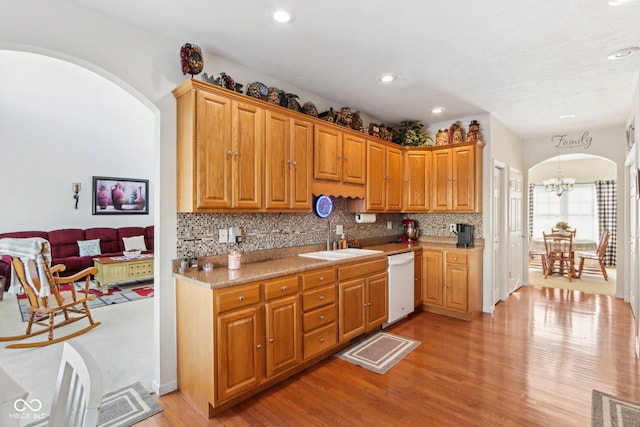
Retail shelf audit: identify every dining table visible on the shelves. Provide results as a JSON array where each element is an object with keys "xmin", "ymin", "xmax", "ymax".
[{"xmin": 529, "ymin": 237, "xmax": 597, "ymax": 277}]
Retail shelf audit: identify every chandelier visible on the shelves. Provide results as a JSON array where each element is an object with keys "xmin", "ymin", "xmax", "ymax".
[{"xmin": 544, "ymin": 166, "xmax": 575, "ymax": 197}]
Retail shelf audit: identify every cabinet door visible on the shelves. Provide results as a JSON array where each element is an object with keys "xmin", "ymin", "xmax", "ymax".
[
  {"xmin": 343, "ymin": 133, "xmax": 366, "ymax": 185},
  {"xmin": 414, "ymin": 250, "xmax": 423, "ymax": 307},
  {"xmin": 366, "ymin": 141, "xmax": 386, "ymax": 211},
  {"xmin": 313, "ymin": 125, "xmax": 342, "ymax": 182},
  {"xmin": 264, "ymin": 110, "xmax": 290, "ymax": 210},
  {"xmin": 403, "ymin": 150, "xmax": 430, "ymax": 212},
  {"xmin": 339, "ymin": 278, "xmax": 365, "ymax": 342},
  {"xmin": 195, "ymin": 90, "xmax": 233, "ymax": 209},
  {"xmin": 385, "ymin": 145, "xmax": 403, "ymax": 212},
  {"xmin": 216, "ymin": 305, "xmax": 263, "ymax": 403},
  {"xmin": 232, "ymin": 100, "xmax": 263, "ymax": 209},
  {"xmin": 290, "ymin": 119, "xmax": 313, "ymax": 210},
  {"xmin": 452, "ymin": 145, "xmax": 475, "ymax": 211},
  {"xmin": 423, "ymin": 250, "xmax": 443, "ymax": 306},
  {"xmin": 265, "ymin": 295, "xmax": 301, "ymax": 378},
  {"xmin": 366, "ymin": 272, "xmax": 388, "ymax": 328},
  {"xmin": 445, "ymin": 262, "xmax": 468, "ymax": 311},
  {"xmin": 431, "ymin": 148, "xmax": 453, "ymax": 211}
]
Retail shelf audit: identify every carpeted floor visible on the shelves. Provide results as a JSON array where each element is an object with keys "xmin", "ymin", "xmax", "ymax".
[
  {"xmin": 592, "ymin": 389, "xmax": 640, "ymax": 426},
  {"xmin": 528, "ymin": 267, "xmax": 616, "ymax": 296}
]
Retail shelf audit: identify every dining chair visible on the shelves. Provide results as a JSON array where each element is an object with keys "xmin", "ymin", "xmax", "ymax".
[
  {"xmin": 576, "ymin": 230, "xmax": 610, "ymax": 280},
  {"xmin": 0, "ymin": 237, "xmax": 101, "ymax": 348},
  {"xmin": 543, "ymin": 232, "xmax": 575, "ymax": 281},
  {"xmin": 528, "ymin": 234, "xmax": 547, "ymax": 272},
  {"xmin": 48, "ymin": 341, "xmax": 103, "ymax": 427},
  {"xmin": 551, "ymin": 227, "xmax": 577, "ymax": 238}
]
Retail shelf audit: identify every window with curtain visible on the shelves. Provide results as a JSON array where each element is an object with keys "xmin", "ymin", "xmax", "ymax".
[{"xmin": 531, "ymin": 183, "xmax": 598, "ymax": 240}]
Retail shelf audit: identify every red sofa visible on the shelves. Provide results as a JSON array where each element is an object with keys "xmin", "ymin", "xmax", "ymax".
[{"xmin": 0, "ymin": 226, "xmax": 154, "ymax": 291}]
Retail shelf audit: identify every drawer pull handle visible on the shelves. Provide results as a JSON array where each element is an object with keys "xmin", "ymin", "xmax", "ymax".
[
  {"xmin": 319, "ymin": 315, "xmax": 325, "ymax": 320},
  {"xmin": 320, "ymin": 338, "xmax": 325, "ymax": 343},
  {"xmin": 281, "ymin": 286, "xmax": 288, "ymax": 291},
  {"xmin": 454, "ymin": 257, "xmax": 458, "ymax": 261},
  {"xmin": 319, "ymin": 295, "xmax": 325, "ymax": 300},
  {"xmin": 319, "ymin": 276, "xmax": 325, "ymax": 281},
  {"xmin": 269, "ymin": 338, "xmax": 275, "ymax": 343},
  {"xmin": 238, "ymin": 296, "xmax": 245, "ymax": 301},
  {"xmin": 256, "ymin": 344, "xmax": 262, "ymax": 349}
]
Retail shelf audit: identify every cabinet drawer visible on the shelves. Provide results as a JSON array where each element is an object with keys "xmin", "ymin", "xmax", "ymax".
[
  {"xmin": 446, "ymin": 252, "xmax": 467, "ymax": 265},
  {"xmin": 214, "ymin": 283, "xmax": 261, "ymax": 314},
  {"xmin": 303, "ymin": 323, "xmax": 337, "ymax": 360},
  {"xmin": 339, "ymin": 258, "xmax": 387, "ymax": 281},
  {"xmin": 302, "ymin": 284, "xmax": 335, "ymax": 312},
  {"xmin": 130, "ymin": 261, "xmax": 153, "ymax": 277},
  {"xmin": 264, "ymin": 275, "xmax": 299, "ymax": 301},
  {"xmin": 303, "ymin": 267, "xmax": 336, "ymax": 290},
  {"xmin": 303, "ymin": 303, "xmax": 336, "ymax": 332}
]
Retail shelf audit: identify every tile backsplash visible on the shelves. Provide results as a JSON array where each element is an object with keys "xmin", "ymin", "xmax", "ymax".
[{"xmin": 176, "ymin": 197, "xmax": 483, "ymax": 257}]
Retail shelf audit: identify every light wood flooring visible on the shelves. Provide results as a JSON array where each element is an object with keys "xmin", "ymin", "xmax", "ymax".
[{"xmin": 137, "ymin": 286, "xmax": 639, "ymax": 426}]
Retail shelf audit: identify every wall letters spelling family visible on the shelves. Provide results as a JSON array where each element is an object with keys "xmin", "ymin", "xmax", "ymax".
[{"xmin": 551, "ymin": 131, "xmax": 592, "ymax": 150}]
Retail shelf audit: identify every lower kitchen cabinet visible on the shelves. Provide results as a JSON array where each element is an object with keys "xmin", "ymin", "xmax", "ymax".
[
  {"xmin": 421, "ymin": 247, "xmax": 482, "ymax": 321},
  {"xmin": 414, "ymin": 249, "xmax": 423, "ymax": 308}
]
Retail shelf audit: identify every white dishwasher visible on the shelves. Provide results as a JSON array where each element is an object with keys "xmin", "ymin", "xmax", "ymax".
[{"xmin": 383, "ymin": 251, "xmax": 415, "ymax": 328}]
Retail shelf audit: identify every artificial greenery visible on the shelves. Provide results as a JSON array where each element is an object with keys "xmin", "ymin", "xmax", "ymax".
[
  {"xmin": 393, "ymin": 120, "xmax": 433, "ymax": 147},
  {"xmin": 555, "ymin": 221, "xmax": 570, "ymax": 230}
]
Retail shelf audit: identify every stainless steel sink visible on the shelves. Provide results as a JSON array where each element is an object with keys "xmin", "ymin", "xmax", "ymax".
[{"xmin": 298, "ymin": 248, "xmax": 383, "ymax": 261}]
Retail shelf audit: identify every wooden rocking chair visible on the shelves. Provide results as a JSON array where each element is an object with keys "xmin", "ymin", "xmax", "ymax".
[{"xmin": 0, "ymin": 237, "xmax": 101, "ymax": 349}]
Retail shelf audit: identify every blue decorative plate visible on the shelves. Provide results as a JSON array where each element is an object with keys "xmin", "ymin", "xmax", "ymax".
[{"xmin": 314, "ymin": 195, "xmax": 333, "ymax": 218}]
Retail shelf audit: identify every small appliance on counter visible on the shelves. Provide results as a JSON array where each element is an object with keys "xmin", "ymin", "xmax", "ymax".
[
  {"xmin": 454, "ymin": 224, "xmax": 474, "ymax": 247},
  {"xmin": 401, "ymin": 218, "xmax": 419, "ymax": 243}
]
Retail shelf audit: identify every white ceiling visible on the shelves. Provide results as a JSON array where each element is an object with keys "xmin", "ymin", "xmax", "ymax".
[{"xmin": 76, "ymin": 0, "xmax": 640, "ymax": 139}]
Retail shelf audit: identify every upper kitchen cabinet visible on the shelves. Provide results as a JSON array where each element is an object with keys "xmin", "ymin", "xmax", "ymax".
[
  {"xmin": 403, "ymin": 148, "xmax": 431, "ymax": 212},
  {"xmin": 347, "ymin": 140, "xmax": 402, "ymax": 212},
  {"xmin": 174, "ymin": 80, "xmax": 263, "ymax": 212},
  {"xmin": 311, "ymin": 124, "xmax": 366, "ymax": 198},
  {"xmin": 431, "ymin": 142, "xmax": 483, "ymax": 212},
  {"xmin": 264, "ymin": 111, "xmax": 312, "ymax": 211}
]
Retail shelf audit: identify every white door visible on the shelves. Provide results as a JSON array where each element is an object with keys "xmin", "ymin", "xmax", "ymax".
[
  {"xmin": 493, "ymin": 164, "xmax": 504, "ymax": 303},
  {"xmin": 508, "ymin": 168, "xmax": 524, "ymax": 294},
  {"xmin": 628, "ymin": 164, "xmax": 637, "ymax": 317}
]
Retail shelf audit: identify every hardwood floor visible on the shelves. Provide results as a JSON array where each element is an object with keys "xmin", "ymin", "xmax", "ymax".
[{"xmin": 136, "ymin": 285, "xmax": 639, "ymax": 426}]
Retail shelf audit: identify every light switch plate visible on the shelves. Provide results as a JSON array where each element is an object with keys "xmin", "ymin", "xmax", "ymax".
[
  {"xmin": 335, "ymin": 224, "xmax": 343, "ymax": 235},
  {"xmin": 387, "ymin": 221, "xmax": 392, "ymax": 230},
  {"xmin": 219, "ymin": 229, "xmax": 228, "ymax": 243}
]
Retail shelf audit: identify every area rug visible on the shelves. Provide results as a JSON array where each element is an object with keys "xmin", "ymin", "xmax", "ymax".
[
  {"xmin": 592, "ymin": 390, "xmax": 640, "ymax": 427},
  {"xmin": 26, "ymin": 381, "xmax": 162, "ymax": 427},
  {"xmin": 336, "ymin": 332, "xmax": 420, "ymax": 375},
  {"xmin": 16, "ymin": 281, "xmax": 154, "ymax": 322}
]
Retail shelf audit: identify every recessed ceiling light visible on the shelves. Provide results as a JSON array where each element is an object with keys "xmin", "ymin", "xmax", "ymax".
[
  {"xmin": 608, "ymin": 0, "xmax": 636, "ymax": 5},
  {"xmin": 607, "ymin": 47, "xmax": 639, "ymax": 60},
  {"xmin": 377, "ymin": 73, "xmax": 396, "ymax": 83},
  {"xmin": 559, "ymin": 114, "xmax": 575, "ymax": 119},
  {"xmin": 273, "ymin": 10, "xmax": 295, "ymax": 23},
  {"xmin": 432, "ymin": 107, "xmax": 446, "ymax": 114}
]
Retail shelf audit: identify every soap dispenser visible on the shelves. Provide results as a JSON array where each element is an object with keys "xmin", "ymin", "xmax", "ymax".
[{"xmin": 339, "ymin": 233, "xmax": 348, "ymax": 249}]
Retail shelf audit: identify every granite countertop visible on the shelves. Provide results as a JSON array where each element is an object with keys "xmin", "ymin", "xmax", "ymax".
[{"xmin": 173, "ymin": 237, "xmax": 484, "ymax": 291}]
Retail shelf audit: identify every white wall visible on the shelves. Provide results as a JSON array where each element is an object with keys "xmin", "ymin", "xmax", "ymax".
[
  {"xmin": 0, "ymin": 51, "xmax": 154, "ymax": 231},
  {"xmin": 529, "ymin": 157, "xmax": 616, "ymax": 183}
]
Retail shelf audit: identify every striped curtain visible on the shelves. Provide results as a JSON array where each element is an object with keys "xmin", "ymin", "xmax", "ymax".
[
  {"xmin": 595, "ymin": 180, "xmax": 616, "ymax": 266},
  {"xmin": 528, "ymin": 184, "xmax": 535, "ymax": 238}
]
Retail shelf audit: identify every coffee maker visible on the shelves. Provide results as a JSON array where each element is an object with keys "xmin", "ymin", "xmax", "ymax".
[
  {"xmin": 454, "ymin": 224, "xmax": 474, "ymax": 247},
  {"xmin": 402, "ymin": 219, "xmax": 419, "ymax": 243}
]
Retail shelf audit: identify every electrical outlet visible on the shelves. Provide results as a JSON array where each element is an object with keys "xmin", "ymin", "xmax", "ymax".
[
  {"xmin": 228, "ymin": 226, "xmax": 241, "ymax": 243},
  {"xmin": 387, "ymin": 221, "xmax": 392, "ymax": 230},
  {"xmin": 218, "ymin": 229, "xmax": 228, "ymax": 243},
  {"xmin": 335, "ymin": 224, "xmax": 343, "ymax": 235},
  {"xmin": 449, "ymin": 224, "xmax": 456, "ymax": 233}
]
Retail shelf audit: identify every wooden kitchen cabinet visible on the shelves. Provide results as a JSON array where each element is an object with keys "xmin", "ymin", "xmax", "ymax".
[
  {"xmin": 302, "ymin": 267, "xmax": 337, "ymax": 360},
  {"xmin": 414, "ymin": 249, "xmax": 423, "ymax": 307},
  {"xmin": 431, "ymin": 142, "xmax": 482, "ymax": 212},
  {"xmin": 348, "ymin": 140, "xmax": 402, "ymax": 212},
  {"xmin": 421, "ymin": 248, "xmax": 482, "ymax": 321},
  {"xmin": 264, "ymin": 111, "xmax": 312, "ymax": 211},
  {"xmin": 403, "ymin": 149, "xmax": 431, "ymax": 212},
  {"xmin": 338, "ymin": 258, "xmax": 388, "ymax": 342},
  {"xmin": 174, "ymin": 80, "xmax": 263, "ymax": 211},
  {"xmin": 264, "ymin": 276, "xmax": 301, "ymax": 378}
]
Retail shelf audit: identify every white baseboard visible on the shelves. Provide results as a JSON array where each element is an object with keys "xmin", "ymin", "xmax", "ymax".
[{"xmin": 152, "ymin": 379, "xmax": 178, "ymax": 396}]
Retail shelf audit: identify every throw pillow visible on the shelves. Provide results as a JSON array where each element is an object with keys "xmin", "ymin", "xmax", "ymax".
[
  {"xmin": 123, "ymin": 235, "xmax": 147, "ymax": 251},
  {"xmin": 77, "ymin": 239, "xmax": 101, "ymax": 257}
]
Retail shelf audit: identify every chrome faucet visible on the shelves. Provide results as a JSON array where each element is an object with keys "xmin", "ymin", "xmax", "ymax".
[{"xmin": 326, "ymin": 220, "xmax": 331, "ymax": 251}]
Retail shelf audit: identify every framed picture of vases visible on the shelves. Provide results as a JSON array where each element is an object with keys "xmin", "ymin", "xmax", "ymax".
[{"xmin": 92, "ymin": 176, "xmax": 149, "ymax": 215}]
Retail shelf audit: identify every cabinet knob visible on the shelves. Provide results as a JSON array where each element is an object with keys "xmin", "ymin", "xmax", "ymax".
[
  {"xmin": 234, "ymin": 152, "xmax": 240, "ymax": 156},
  {"xmin": 281, "ymin": 286, "xmax": 288, "ymax": 291},
  {"xmin": 256, "ymin": 344, "xmax": 262, "ymax": 349},
  {"xmin": 227, "ymin": 150, "xmax": 232, "ymax": 156},
  {"xmin": 344, "ymin": 156, "xmax": 348, "ymax": 161},
  {"xmin": 269, "ymin": 338, "xmax": 275, "ymax": 343},
  {"xmin": 320, "ymin": 337, "xmax": 325, "ymax": 343},
  {"xmin": 454, "ymin": 257, "xmax": 458, "ymax": 261},
  {"xmin": 319, "ymin": 295, "xmax": 325, "ymax": 300},
  {"xmin": 286, "ymin": 160, "xmax": 291, "ymax": 165},
  {"xmin": 319, "ymin": 315, "xmax": 325, "ymax": 320},
  {"xmin": 318, "ymin": 276, "xmax": 325, "ymax": 281},
  {"xmin": 238, "ymin": 296, "xmax": 245, "ymax": 301},
  {"xmin": 292, "ymin": 161, "xmax": 297, "ymax": 166}
]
